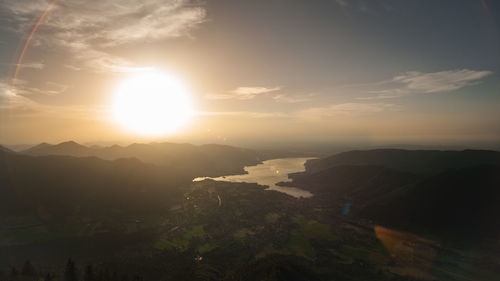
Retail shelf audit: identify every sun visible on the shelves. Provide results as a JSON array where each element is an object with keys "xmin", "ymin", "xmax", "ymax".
[{"xmin": 111, "ymin": 71, "xmax": 194, "ymax": 136}]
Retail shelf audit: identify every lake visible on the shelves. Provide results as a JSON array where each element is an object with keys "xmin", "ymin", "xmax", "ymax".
[{"xmin": 193, "ymin": 157, "xmax": 315, "ymax": 198}]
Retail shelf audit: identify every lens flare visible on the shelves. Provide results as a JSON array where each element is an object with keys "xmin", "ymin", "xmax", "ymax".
[{"xmin": 12, "ymin": 0, "xmax": 58, "ymax": 88}]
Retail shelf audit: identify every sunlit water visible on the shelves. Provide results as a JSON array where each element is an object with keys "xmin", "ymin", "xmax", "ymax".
[{"xmin": 193, "ymin": 157, "xmax": 315, "ymax": 198}]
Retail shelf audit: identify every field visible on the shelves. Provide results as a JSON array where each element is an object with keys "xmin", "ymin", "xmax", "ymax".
[{"xmin": 1, "ymin": 179, "xmax": 498, "ymax": 281}]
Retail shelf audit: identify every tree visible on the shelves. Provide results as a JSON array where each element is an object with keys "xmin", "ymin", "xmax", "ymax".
[
  {"xmin": 111, "ymin": 271, "xmax": 118, "ymax": 281},
  {"xmin": 21, "ymin": 260, "xmax": 36, "ymax": 276},
  {"xmin": 64, "ymin": 259, "xmax": 78, "ymax": 281},
  {"xmin": 96, "ymin": 269, "xmax": 104, "ymax": 281},
  {"xmin": 84, "ymin": 265, "xmax": 95, "ymax": 281},
  {"xmin": 10, "ymin": 266, "xmax": 18, "ymax": 281},
  {"xmin": 45, "ymin": 273, "xmax": 54, "ymax": 281}
]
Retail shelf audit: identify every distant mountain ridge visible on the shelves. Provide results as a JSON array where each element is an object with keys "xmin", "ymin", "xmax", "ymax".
[
  {"xmin": 284, "ymin": 149, "xmax": 500, "ymax": 246},
  {"xmin": 0, "ymin": 149, "xmax": 186, "ymax": 218},
  {"xmin": 23, "ymin": 141, "xmax": 88, "ymax": 156},
  {"xmin": 288, "ymin": 165, "xmax": 420, "ymax": 202},
  {"xmin": 304, "ymin": 149, "xmax": 500, "ymax": 175},
  {"xmin": 0, "ymin": 145, "xmax": 14, "ymax": 153},
  {"xmin": 21, "ymin": 141, "xmax": 262, "ymax": 177},
  {"xmin": 361, "ymin": 164, "xmax": 500, "ymax": 242}
]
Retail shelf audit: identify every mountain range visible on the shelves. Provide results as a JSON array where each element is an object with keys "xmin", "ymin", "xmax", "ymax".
[
  {"xmin": 285, "ymin": 149, "xmax": 500, "ymax": 245},
  {"xmin": 304, "ymin": 149, "xmax": 500, "ymax": 175},
  {"xmin": 3, "ymin": 145, "xmax": 500, "ymax": 247},
  {"xmin": 20, "ymin": 141, "xmax": 262, "ymax": 177},
  {"xmin": 0, "ymin": 149, "xmax": 186, "ymax": 220},
  {"xmin": 0, "ymin": 141, "xmax": 266, "ymax": 221}
]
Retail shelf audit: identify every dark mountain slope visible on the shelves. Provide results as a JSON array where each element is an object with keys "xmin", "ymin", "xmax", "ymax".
[
  {"xmin": 287, "ymin": 165, "xmax": 420, "ymax": 205},
  {"xmin": 0, "ymin": 145, "xmax": 14, "ymax": 153},
  {"xmin": 0, "ymin": 150, "xmax": 187, "ymax": 219},
  {"xmin": 305, "ymin": 149, "xmax": 500, "ymax": 175},
  {"xmin": 362, "ymin": 165, "xmax": 500, "ymax": 242},
  {"xmin": 21, "ymin": 141, "xmax": 262, "ymax": 177},
  {"xmin": 286, "ymin": 160, "xmax": 500, "ymax": 245},
  {"xmin": 22, "ymin": 141, "xmax": 87, "ymax": 156}
]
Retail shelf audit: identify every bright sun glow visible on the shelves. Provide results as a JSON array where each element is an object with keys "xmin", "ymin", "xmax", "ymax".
[{"xmin": 112, "ymin": 71, "xmax": 194, "ymax": 136}]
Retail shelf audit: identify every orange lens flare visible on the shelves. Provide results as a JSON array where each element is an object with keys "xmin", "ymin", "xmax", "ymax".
[
  {"xmin": 12, "ymin": 0, "xmax": 58, "ymax": 89},
  {"xmin": 375, "ymin": 226, "xmax": 438, "ymax": 279}
]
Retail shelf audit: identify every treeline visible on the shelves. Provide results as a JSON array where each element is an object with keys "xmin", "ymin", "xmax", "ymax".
[{"xmin": 1, "ymin": 259, "xmax": 144, "ymax": 281}]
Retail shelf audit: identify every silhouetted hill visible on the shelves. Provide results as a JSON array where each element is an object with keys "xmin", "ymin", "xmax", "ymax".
[
  {"xmin": 305, "ymin": 149, "xmax": 500, "ymax": 175},
  {"xmin": 0, "ymin": 145, "xmax": 14, "ymax": 153},
  {"xmin": 287, "ymin": 165, "xmax": 420, "ymax": 204},
  {"xmin": 22, "ymin": 142, "xmax": 53, "ymax": 154},
  {"xmin": 1, "ymin": 148, "xmax": 499, "ymax": 279},
  {"xmin": 362, "ymin": 164, "xmax": 500, "ymax": 243},
  {"xmin": 0, "ymin": 150, "xmax": 187, "ymax": 219},
  {"xmin": 285, "ymin": 159, "xmax": 500, "ymax": 246},
  {"xmin": 22, "ymin": 141, "xmax": 262, "ymax": 177}
]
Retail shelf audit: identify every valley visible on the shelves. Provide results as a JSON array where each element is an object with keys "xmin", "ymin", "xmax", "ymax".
[{"xmin": 1, "ymin": 144, "xmax": 499, "ymax": 280}]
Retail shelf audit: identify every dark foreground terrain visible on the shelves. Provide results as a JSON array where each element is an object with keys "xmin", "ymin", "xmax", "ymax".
[{"xmin": 1, "ymin": 145, "xmax": 499, "ymax": 281}]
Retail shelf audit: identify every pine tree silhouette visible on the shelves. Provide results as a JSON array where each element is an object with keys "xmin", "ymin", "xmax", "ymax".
[
  {"xmin": 84, "ymin": 265, "xmax": 95, "ymax": 281},
  {"xmin": 96, "ymin": 269, "xmax": 104, "ymax": 281},
  {"xmin": 64, "ymin": 259, "xmax": 78, "ymax": 281},
  {"xmin": 45, "ymin": 273, "xmax": 54, "ymax": 281},
  {"xmin": 21, "ymin": 260, "xmax": 35, "ymax": 276},
  {"xmin": 10, "ymin": 266, "xmax": 18, "ymax": 281}
]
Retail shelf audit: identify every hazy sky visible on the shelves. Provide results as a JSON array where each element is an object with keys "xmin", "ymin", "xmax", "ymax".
[{"xmin": 0, "ymin": 0, "xmax": 499, "ymax": 147}]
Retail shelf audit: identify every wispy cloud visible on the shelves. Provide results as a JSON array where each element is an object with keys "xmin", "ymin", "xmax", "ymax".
[
  {"xmin": 272, "ymin": 93, "xmax": 314, "ymax": 103},
  {"xmin": 1, "ymin": 0, "xmax": 206, "ymax": 72},
  {"xmin": 297, "ymin": 102, "xmax": 401, "ymax": 121},
  {"xmin": 199, "ymin": 111, "xmax": 289, "ymax": 119},
  {"xmin": 206, "ymin": 86, "xmax": 282, "ymax": 100},
  {"xmin": 336, "ymin": 0, "xmax": 349, "ymax": 7},
  {"xmin": 393, "ymin": 69, "xmax": 492, "ymax": 93},
  {"xmin": 0, "ymin": 80, "xmax": 102, "ymax": 118},
  {"xmin": 231, "ymin": 86, "xmax": 282, "ymax": 99},
  {"xmin": 335, "ymin": 0, "xmax": 393, "ymax": 14},
  {"xmin": 197, "ymin": 102, "xmax": 398, "ymax": 121},
  {"xmin": 0, "ymin": 62, "xmax": 44, "ymax": 70},
  {"xmin": 357, "ymin": 69, "xmax": 493, "ymax": 100},
  {"xmin": 38, "ymin": 81, "xmax": 69, "ymax": 95},
  {"xmin": 6, "ymin": 79, "xmax": 69, "ymax": 97},
  {"xmin": 0, "ymin": 81, "xmax": 35, "ymax": 109}
]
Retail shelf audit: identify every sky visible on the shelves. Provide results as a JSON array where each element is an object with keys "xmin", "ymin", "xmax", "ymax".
[{"xmin": 0, "ymin": 0, "xmax": 499, "ymax": 148}]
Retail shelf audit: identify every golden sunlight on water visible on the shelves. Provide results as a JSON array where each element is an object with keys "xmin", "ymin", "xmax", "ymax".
[{"xmin": 193, "ymin": 158, "xmax": 315, "ymax": 198}]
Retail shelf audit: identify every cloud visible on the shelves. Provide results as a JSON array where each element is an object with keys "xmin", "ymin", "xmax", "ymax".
[
  {"xmin": 272, "ymin": 93, "xmax": 314, "ymax": 103},
  {"xmin": 199, "ymin": 111, "xmax": 289, "ymax": 119},
  {"xmin": 19, "ymin": 62, "xmax": 45, "ymax": 70},
  {"xmin": 336, "ymin": 0, "xmax": 349, "ymax": 7},
  {"xmin": 297, "ymin": 102, "xmax": 401, "ymax": 120},
  {"xmin": 335, "ymin": 0, "xmax": 392, "ymax": 14},
  {"xmin": 0, "ymin": 81, "xmax": 35, "ymax": 109},
  {"xmin": 393, "ymin": 69, "xmax": 492, "ymax": 93},
  {"xmin": 64, "ymin": 65, "xmax": 82, "ymax": 71},
  {"xmin": 231, "ymin": 86, "xmax": 282, "ymax": 98},
  {"xmin": 357, "ymin": 69, "xmax": 493, "ymax": 100},
  {"xmin": 7, "ymin": 79, "xmax": 69, "ymax": 97},
  {"xmin": 206, "ymin": 86, "xmax": 282, "ymax": 100},
  {"xmin": 0, "ymin": 62, "xmax": 44, "ymax": 70},
  {"xmin": 0, "ymin": 77, "xmax": 72, "ymax": 120},
  {"xmin": 197, "ymin": 102, "xmax": 397, "ymax": 121},
  {"xmin": 1, "ymin": 0, "xmax": 206, "ymax": 72},
  {"xmin": 39, "ymin": 81, "xmax": 69, "ymax": 95},
  {"xmin": 356, "ymin": 89, "xmax": 410, "ymax": 100},
  {"xmin": 0, "ymin": 80, "xmax": 103, "ymax": 119}
]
